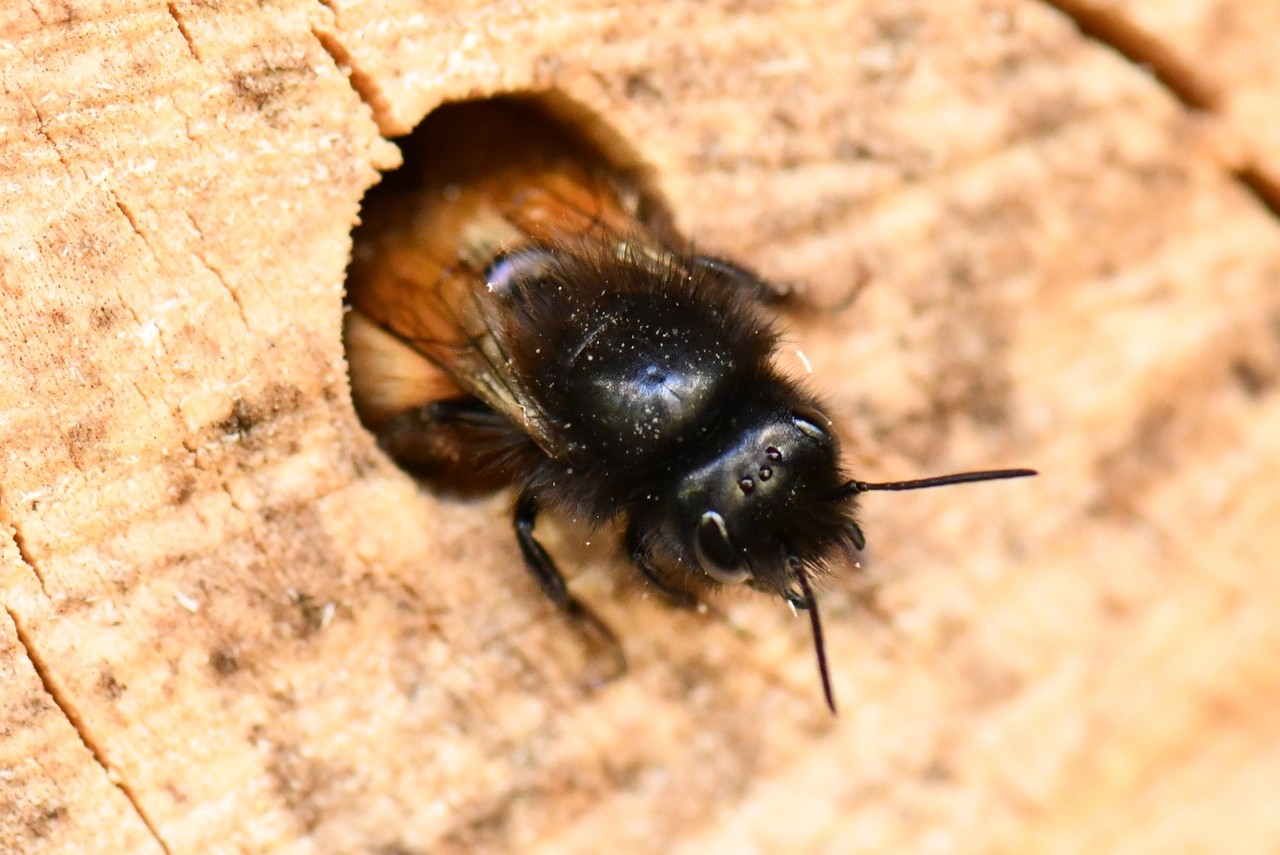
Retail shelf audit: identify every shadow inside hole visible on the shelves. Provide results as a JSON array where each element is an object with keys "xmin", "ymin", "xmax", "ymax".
[{"xmin": 342, "ymin": 92, "xmax": 676, "ymax": 498}]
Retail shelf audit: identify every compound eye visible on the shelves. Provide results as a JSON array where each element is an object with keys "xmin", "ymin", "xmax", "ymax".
[
  {"xmin": 793, "ymin": 413, "xmax": 828, "ymax": 441},
  {"xmin": 694, "ymin": 510, "xmax": 750, "ymax": 584}
]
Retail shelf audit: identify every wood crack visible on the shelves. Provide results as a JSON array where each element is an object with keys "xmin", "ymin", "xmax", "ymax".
[
  {"xmin": 18, "ymin": 90, "xmax": 72, "ymax": 176},
  {"xmin": 112, "ymin": 195, "xmax": 161, "ymax": 263},
  {"xmin": 165, "ymin": 2, "xmax": 201, "ymax": 62},
  {"xmin": 4, "ymin": 605, "xmax": 173, "ymax": 855},
  {"xmin": 184, "ymin": 212, "xmax": 250, "ymax": 328},
  {"xmin": 309, "ymin": 6, "xmax": 394, "ymax": 136},
  {"xmin": 1042, "ymin": 0, "xmax": 1280, "ymax": 222},
  {"xmin": 1235, "ymin": 165, "xmax": 1280, "ymax": 221},
  {"xmin": 1042, "ymin": 0, "xmax": 1222, "ymax": 110},
  {"xmin": 0, "ymin": 502, "xmax": 48, "ymax": 596}
]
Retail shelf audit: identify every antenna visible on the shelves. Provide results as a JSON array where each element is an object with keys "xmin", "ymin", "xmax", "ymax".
[
  {"xmin": 807, "ymin": 468, "xmax": 1035, "ymax": 713},
  {"xmin": 791, "ymin": 559, "xmax": 836, "ymax": 714},
  {"xmin": 831, "ymin": 468, "xmax": 1037, "ymax": 500}
]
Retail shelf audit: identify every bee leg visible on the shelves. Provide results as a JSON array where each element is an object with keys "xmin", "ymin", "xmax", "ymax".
[
  {"xmin": 688, "ymin": 254, "xmax": 794, "ymax": 305},
  {"xmin": 637, "ymin": 560, "xmax": 701, "ymax": 609},
  {"xmin": 625, "ymin": 529, "xmax": 700, "ymax": 610},
  {"xmin": 376, "ymin": 399, "xmax": 511, "ymax": 494},
  {"xmin": 514, "ymin": 492, "xmax": 627, "ymax": 684},
  {"xmin": 690, "ymin": 253, "xmax": 871, "ymax": 314},
  {"xmin": 378, "ymin": 399, "xmax": 501, "ymax": 455},
  {"xmin": 420, "ymin": 398, "xmax": 505, "ymax": 426}
]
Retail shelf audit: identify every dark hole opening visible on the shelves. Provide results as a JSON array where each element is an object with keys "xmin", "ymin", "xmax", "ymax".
[{"xmin": 342, "ymin": 92, "xmax": 674, "ymax": 492}]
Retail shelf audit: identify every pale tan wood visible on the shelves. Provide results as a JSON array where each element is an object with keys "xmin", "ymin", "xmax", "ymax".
[
  {"xmin": 0, "ymin": 553, "xmax": 165, "ymax": 854},
  {"xmin": 1049, "ymin": 0, "xmax": 1280, "ymax": 189},
  {"xmin": 2, "ymin": 1, "xmax": 1278, "ymax": 853}
]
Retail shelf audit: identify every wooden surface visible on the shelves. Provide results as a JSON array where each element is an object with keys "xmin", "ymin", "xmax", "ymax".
[{"xmin": 3, "ymin": 1, "xmax": 1279, "ymax": 852}]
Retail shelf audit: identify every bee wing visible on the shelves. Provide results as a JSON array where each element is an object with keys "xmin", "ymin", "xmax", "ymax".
[
  {"xmin": 342, "ymin": 308, "xmax": 462, "ymax": 427},
  {"xmin": 347, "ymin": 151, "xmax": 660, "ymax": 460},
  {"xmin": 349, "ymin": 237, "xmax": 568, "ymax": 458}
]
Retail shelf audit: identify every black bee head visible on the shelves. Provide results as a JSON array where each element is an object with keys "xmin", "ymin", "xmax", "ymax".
[
  {"xmin": 650, "ymin": 386, "xmax": 860, "ymax": 713},
  {"xmin": 666, "ymin": 390, "xmax": 859, "ymax": 599}
]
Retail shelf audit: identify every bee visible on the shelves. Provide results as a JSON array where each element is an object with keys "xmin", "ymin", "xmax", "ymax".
[{"xmin": 344, "ymin": 97, "xmax": 1034, "ymax": 712}]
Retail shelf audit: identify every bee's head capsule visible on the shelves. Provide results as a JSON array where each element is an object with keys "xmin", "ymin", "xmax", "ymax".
[{"xmin": 669, "ymin": 392, "xmax": 846, "ymax": 592}]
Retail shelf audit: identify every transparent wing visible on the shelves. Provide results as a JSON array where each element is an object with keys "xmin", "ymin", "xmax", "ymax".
[
  {"xmin": 348, "ymin": 240, "xmax": 565, "ymax": 456},
  {"xmin": 346, "ymin": 161, "xmax": 661, "ymax": 460}
]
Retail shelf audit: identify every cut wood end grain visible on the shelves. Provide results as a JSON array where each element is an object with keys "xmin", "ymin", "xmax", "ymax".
[{"xmin": 2, "ymin": 1, "xmax": 1279, "ymax": 853}]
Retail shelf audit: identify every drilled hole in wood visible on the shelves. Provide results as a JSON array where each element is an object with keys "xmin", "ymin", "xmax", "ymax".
[{"xmin": 342, "ymin": 93, "xmax": 675, "ymax": 459}]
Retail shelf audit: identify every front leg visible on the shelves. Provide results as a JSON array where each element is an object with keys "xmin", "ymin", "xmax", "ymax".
[
  {"xmin": 688, "ymin": 254, "xmax": 794, "ymax": 305},
  {"xmin": 514, "ymin": 492, "xmax": 626, "ymax": 682},
  {"xmin": 689, "ymin": 253, "xmax": 868, "ymax": 314},
  {"xmin": 625, "ymin": 524, "xmax": 701, "ymax": 611},
  {"xmin": 376, "ymin": 398, "xmax": 516, "ymax": 494}
]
